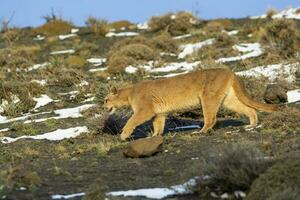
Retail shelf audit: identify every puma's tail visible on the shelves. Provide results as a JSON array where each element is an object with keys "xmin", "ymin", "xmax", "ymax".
[{"xmin": 232, "ymin": 74, "xmax": 282, "ymax": 112}]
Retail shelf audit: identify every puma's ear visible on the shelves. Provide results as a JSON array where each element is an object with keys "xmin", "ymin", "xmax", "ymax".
[{"xmin": 111, "ymin": 86, "xmax": 117, "ymax": 95}]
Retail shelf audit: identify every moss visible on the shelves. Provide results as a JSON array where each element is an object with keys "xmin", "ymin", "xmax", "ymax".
[{"xmin": 247, "ymin": 157, "xmax": 300, "ymax": 200}]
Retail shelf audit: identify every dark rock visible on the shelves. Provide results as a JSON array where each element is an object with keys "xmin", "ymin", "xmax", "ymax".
[
  {"xmin": 263, "ymin": 84, "xmax": 287, "ymax": 104},
  {"xmin": 123, "ymin": 136, "xmax": 163, "ymax": 158}
]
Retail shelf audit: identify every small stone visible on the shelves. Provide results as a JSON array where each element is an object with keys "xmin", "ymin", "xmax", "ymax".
[
  {"xmin": 263, "ymin": 84, "xmax": 287, "ymax": 104},
  {"xmin": 123, "ymin": 136, "xmax": 163, "ymax": 158}
]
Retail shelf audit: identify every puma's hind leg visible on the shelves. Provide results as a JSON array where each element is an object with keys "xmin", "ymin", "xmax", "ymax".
[
  {"xmin": 152, "ymin": 114, "xmax": 166, "ymax": 136},
  {"xmin": 200, "ymin": 94, "xmax": 226, "ymax": 133},
  {"xmin": 223, "ymin": 87, "xmax": 258, "ymax": 128}
]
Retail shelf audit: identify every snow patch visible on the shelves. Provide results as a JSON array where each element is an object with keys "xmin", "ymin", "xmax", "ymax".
[
  {"xmin": 1, "ymin": 126, "xmax": 89, "ymax": 144},
  {"xmin": 216, "ymin": 43, "xmax": 263, "ymax": 63},
  {"xmin": 178, "ymin": 38, "xmax": 215, "ymax": 59},
  {"xmin": 52, "ymin": 192, "xmax": 85, "ymax": 200},
  {"xmin": 33, "ymin": 95, "xmax": 54, "ymax": 110},
  {"xmin": 173, "ymin": 34, "xmax": 192, "ymax": 40},
  {"xmin": 87, "ymin": 58, "xmax": 107, "ymax": 66},
  {"xmin": 71, "ymin": 28, "xmax": 79, "ymax": 34},
  {"xmin": 58, "ymin": 33, "xmax": 77, "ymax": 40},
  {"xmin": 107, "ymin": 178, "xmax": 198, "ymax": 199},
  {"xmin": 223, "ymin": 30, "xmax": 239, "ymax": 36},
  {"xmin": 26, "ymin": 62, "xmax": 50, "ymax": 72},
  {"xmin": 50, "ymin": 49, "xmax": 75, "ymax": 55},
  {"xmin": 236, "ymin": 63, "xmax": 299, "ymax": 82},
  {"xmin": 88, "ymin": 67, "xmax": 107, "ymax": 72},
  {"xmin": 105, "ymin": 32, "xmax": 139, "ymax": 37},
  {"xmin": 251, "ymin": 7, "xmax": 300, "ymax": 20},
  {"xmin": 31, "ymin": 80, "xmax": 47, "ymax": 86},
  {"xmin": 33, "ymin": 35, "xmax": 45, "ymax": 41},
  {"xmin": 137, "ymin": 22, "xmax": 149, "ymax": 30},
  {"xmin": 125, "ymin": 66, "xmax": 138, "ymax": 74},
  {"xmin": 287, "ymin": 89, "xmax": 300, "ymax": 103},
  {"xmin": 150, "ymin": 61, "xmax": 201, "ymax": 73},
  {"xmin": 24, "ymin": 104, "xmax": 95, "ymax": 124}
]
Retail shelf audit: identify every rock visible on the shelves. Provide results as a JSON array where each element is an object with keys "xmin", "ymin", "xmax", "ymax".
[
  {"xmin": 123, "ymin": 136, "xmax": 163, "ymax": 158},
  {"xmin": 263, "ymin": 84, "xmax": 287, "ymax": 104}
]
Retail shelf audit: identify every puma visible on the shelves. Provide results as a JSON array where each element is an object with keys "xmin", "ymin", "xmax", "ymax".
[{"xmin": 103, "ymin": 68, "xmax": 281, "ymax": 141}]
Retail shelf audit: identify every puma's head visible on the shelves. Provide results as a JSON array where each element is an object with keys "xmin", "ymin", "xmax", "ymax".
[{"xmin": 103, "ymin": 87, "xmax": 130, "ymax": 114}]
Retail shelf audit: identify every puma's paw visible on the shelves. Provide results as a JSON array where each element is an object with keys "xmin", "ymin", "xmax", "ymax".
[{"xmin": 120, "ymin": 133, "xmax": 129, "ymax": 141}]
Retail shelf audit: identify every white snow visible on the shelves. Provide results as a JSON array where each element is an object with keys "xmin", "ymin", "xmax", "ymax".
[
  {"xmin": 160, "ymin": 52, "xmax": 177, "ymax": 57},
  {"xmin": 137, "ymin": 22, "xmax": 149, "ymax": 30},
  {"xmin": 0, "ymin": 95, "xmax": 20, "ymax": 113},
  {"xmin": 50, "ymin": 49, "xmax": 75, "ymax": 55},
  {"xmin": 223, "ymin": 30, "xmax": 239, "ymax": 36},
  {"xmin": 169, "ymin": 125, "xmax": 201, "ymax": 131},
  {"xmin": 216, "ymin": 43, "xmax": 263, "ymax": 63},
  {"xmin": 52, "ymin": 192, "xmax": 85, "ymax": 200},
  {"xmin": 0, "ymin": 128, "xmax": 9, "ymax": 132},
  {"xmin": 151, "ymin": 61, "xmax": 201, "ymax": 73},
  {"xmin": 26, "ymin": 62, "xmax": 50, "ymax": 72},
  {"xmin": 236, "ymin": 63, "xmax": 299, "ymax": 82},
  {"xmin": 71, "ymin": 28, "xmax": 79, "ymax": 34},
  {"xmin": 287, "ymin": 89, "xmax": 300, "ymax": 103},
  {"xmin": 31, "ymin": 79, "xmax": 47, "ymax": 86},
  {"xmin": 1, "ymin": 126, "xmax": 89, "ymax": 144},
  {"xmin": 173, "ymin": 34, "xmax": 192, "ymax": 40},
  {"xmin": 58, "ymin": 90, "xmax": 79, "ymax": 96},
  {"xmin": 107, "ymin": 178, "xmax": 197, "ymax": 199},
  {"xmin": 33, "ymin": 95, "xmax": 54, "ymax": 110},
  {"xmin": 125, "ymin": 66, "xmax": 138, "ymax": 74},
  {"xmin": 77, "ymin": 80, "xmax": 89, "ymax": 87},
  {"xmin": 178, "ymin": 38, "xmax": 215, "ymax": 59},
  {"xmin": 88, "ymin": 67, "xmax": 107, "ymax": 72},
  {"xmin": 33, "ymin": 35, "xmax": 45, "ymax": 41},
  {"xmin": 87, "ymin": 58, "xmax": 107, "ymax": 66},
  {"xmin": 105, "ymin": 32, "xmax": 139, "ymax": 37},
  {"xmin": 251, "ymin": 7, "xmax": 300, "ymax": 20},
  {"xmin": 24, "ymin": 104, "xmax": 95, "ymax": 124},
  {"xmin": 58, "ymin": 33, "xmax": 77, "ymax": 40},
  {"xmin": 0, "ymin": 111, "xmax": 51, "ymax": 125}
]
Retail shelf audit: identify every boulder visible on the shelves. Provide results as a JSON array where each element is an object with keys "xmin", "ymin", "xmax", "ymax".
[
  {"xmin": 263, "ymin": 84, "xmax": 287, "ymax": 104},
  {"xmin": 123, "ymin": 136, "xmax": 163, "ymax": 158}
]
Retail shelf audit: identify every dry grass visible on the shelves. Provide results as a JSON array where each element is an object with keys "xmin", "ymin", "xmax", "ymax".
[
  {"xmin": 258, "ymin": 19, "xmax": 300, "ymax": 58},
  {"xmin": 109, "ymin": 20, "xmax": 135, "ymax": 30},
  {"xmin": 85, "ymin": 17, "xmax": 109, "ymax": 36},
  {"xmin": 149, "ymin": 11, "xmax": 197, "ymax": 36},
  {"xmin": 204, "ymin": 19, "xmax": 233, "ymax": 32},
  {"xmin": 1, "ymin": 28, "xmax": 21, "ymax": 46},
  {"xmin": 151, "ymin": 32, "xmax": 178, "ymax": 53},
  {"xmin": 195, "ymin": 143, "xmax": 273, "ymax": 196},
  {"xmin": 34, "ymin": 19, "xmax": 72, "ymax": 36},
  {"xmin": 107, "ymin": 43, "xmax": 158, "ymax": 73},
  {"xmin": 65, "ymin": 55, "xmax": 86, "ymax": 68}
]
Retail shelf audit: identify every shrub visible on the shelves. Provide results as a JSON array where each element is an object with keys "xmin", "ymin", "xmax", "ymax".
[
  {"xmin": 205, "ymin": 19, "xmax": 233, "ymax": 32},
  {"xmin": 1, "ymin": 28, "xmax": 21, "ymax": 46},
  {"xmin": 34, "ymin": 19, "xmax": 72, "ymax": 36},
  {"xmin": 0, "ymin": 81, "xmax": 45, "ymax": 116},
  {"xmin": 109, "ymin": 20, "xmax": 135, "ymax": 30},
  {"xmin": 108, "ymin": 36, "xmax": 150, "ymax": 54},
  {"xmin": 259, "ymin": 19, "xmax": 300, "ymax": 58},
  {"xmin": 195, "ymin": 143, "xmax": 273, "ymax": 196},
  {"xmin": 107, "ymin": 44, "xmax": 158, "ymax": 73},
  {"xmin": 151, "ymin": 32, "xmax": 178, "ymax": 53},
  {"xmin": 149, "ymin": 11, "xmax": 197, "ymax": 36},
  {"xmin": 247, "ymin": 157, "xmax": 300, "ymax": 200},
  {"xmin": 266, "ymin": 9, "xmax": 278, "ymax": 19},
  {"xmin": 65, "ymin": 55, "xmax": 86, "ymax": 68},
  {"xmin": 85, "ymin": 17, "xmax": 109, "ymax": 36},
  {"xmin": 260, "ymin": 107, "xmax": 300, "ymax": 133}
]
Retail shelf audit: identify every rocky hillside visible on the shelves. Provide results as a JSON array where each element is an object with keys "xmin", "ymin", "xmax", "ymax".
[{"xmin": 0, "ymin": 7, "xmax": 300, "ymax": 200}]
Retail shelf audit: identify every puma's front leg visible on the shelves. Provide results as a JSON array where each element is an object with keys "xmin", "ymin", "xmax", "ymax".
[
  {"xmin": 152, "ymin": 114, "xmax": 166, "ymax": 136},
  {"xmin": 120, "ymin": 110, "xmax": 155, "ymax": 141}
]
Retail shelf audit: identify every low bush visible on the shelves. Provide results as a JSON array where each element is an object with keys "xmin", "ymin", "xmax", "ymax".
[
  {"xmin": 247, "ymin": 157, "xmax": 300, "ymax": 200},
  {"xmin": 195, "ymin": 143, "xmax": 273, "ymax": 196},
  {"xmin": 151, "ymin": 32, "xmax": 178, "ymax": 53},
  {"xmin": 34, "ymin": 19, "xmax": 72, "ymax": 36},
  {"xmin": 149, "ymin": 11, "xmax": 197, "ymax": 36},
  {"xmin": 204, "ymin": 19, "xmax": 233, "ymax": 32},
  {"xmin": 259, "ymin": 19, "xmax": 300, "ymax": 58},
  {"xmin": 109, "ymin": 20, "xmax": 135, "ymax": 30},
  {"xmin": 85, "ymin": 17, "xmax": 109, "ymax": 36}
]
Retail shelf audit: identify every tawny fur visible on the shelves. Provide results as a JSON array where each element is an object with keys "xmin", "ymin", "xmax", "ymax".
[{"xmin": 103, "ymin": 68, "xmax": 281, "ymax": 141}]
